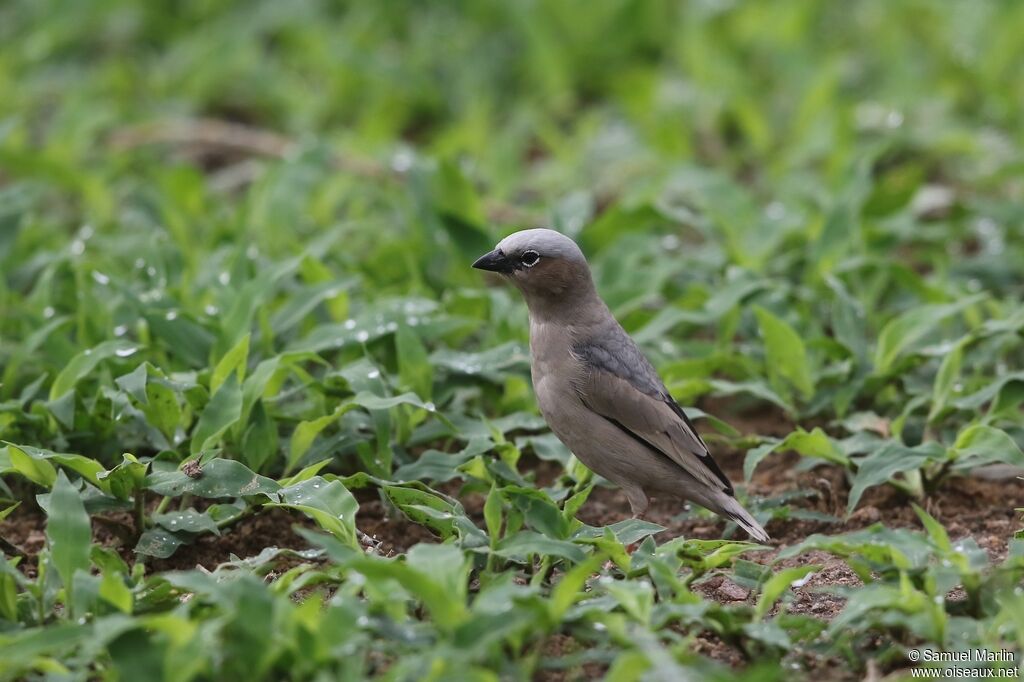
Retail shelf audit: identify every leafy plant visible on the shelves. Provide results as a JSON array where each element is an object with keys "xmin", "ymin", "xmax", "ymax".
[{"xmin": 2, "ymin": 0, "xmax": 1023, "ymax": 678}]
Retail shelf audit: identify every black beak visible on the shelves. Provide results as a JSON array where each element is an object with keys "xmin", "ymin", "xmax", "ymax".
[{"xmin": 472, "ymin": 249, "xmax": 514, "ymax": 273}]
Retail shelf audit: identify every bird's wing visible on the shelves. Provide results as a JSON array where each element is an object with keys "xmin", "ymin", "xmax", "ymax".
[{"xmin": 573, "ymin": 329, "xmax": 734, "ymax": 496}]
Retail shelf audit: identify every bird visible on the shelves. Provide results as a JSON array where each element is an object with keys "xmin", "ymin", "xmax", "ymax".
[{"xmin": 472, "ymin": 228, "xmax": 769, "ymax": 543}]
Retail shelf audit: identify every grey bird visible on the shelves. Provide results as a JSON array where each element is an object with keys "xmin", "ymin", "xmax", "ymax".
[{"xmin": 473, "ymin": 228, "xmax": 769, "ymax": 543}]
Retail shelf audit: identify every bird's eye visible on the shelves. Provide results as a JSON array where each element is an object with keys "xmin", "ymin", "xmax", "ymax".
[{"xmin": 520, "ymin": 250, "xmax": 540, "ymax": 267}]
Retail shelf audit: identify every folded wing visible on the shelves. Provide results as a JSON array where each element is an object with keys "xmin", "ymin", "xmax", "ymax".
[{"xmin": 573, "ymin": 330, "xmax": 734, "ymax": 496}]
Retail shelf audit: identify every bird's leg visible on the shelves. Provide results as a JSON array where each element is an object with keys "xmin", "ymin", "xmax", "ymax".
[{"xmin": 624, "ymin": 488, "xmax": 649, "ymax": 554}]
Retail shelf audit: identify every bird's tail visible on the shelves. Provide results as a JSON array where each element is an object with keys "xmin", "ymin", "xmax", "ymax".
[{"xmin": 715, "ymin": 495, "xmax": 770, "ymax": 543}]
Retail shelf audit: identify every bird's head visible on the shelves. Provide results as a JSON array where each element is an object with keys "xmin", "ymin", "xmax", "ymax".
[{"xmin": 472, "ymin": 228, "xmax": 594, "ymax": 304}]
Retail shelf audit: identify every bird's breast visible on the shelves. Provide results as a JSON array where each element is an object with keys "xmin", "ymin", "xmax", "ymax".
[{"xmin": 528, "ymin": 319, "xmax": 587, "ymax": 416}]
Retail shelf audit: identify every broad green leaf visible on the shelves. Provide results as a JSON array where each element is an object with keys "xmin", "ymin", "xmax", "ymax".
[
  {"xmin": 134, "ymin": 528, "xmax": 185, "ymax": 558},
  {"xmin": 754, "ymin": 306, "xmax": 814, "ymax": 400},
  {"xmin": 745, "ymin": 427, "xmax": 849, "ymax": 480},
  {"xmin": 607, "ymin": 519, "xmax": 666, "ymax": 546},
  {"xmin": 396, "ymin": 323, "xmax": 433, "ymax": 399},
  {"xmin": 50, "ymin": 340, "xmax": 139, "ymax": 400},
  {"xmin": 847, "ymin": 441, "xmax": 945, "ymax": 512},
  {"xmin": 287, "ymin": 403, "xmax": 358, "ymax": 473},
  {"xmin": 47, "ymin": 472, "xmax": 92, "ymax": 611},
  {"xmin": 949, "ymin": 424, "xmax": 1024, "ymax": 469},
  {"xmin": 0, "ymin": 567, "xmax": 17, "ymax": 621},
  {"xmin": 90, "ymin": 546, "xmax": 130, "ymax": 576},
  {"xmin": 351, "ymin": 391, "xmax": 451, "ymax": 429},
  {"xmin": 99, "ymin": 570, "xmax": 133, "ymax": 614},
  {"xmin": 952, "ymin": 371, "xmax": 1024, "ymax": 411},
  {"xmin": 143, "ymin": 381, "xmax": 182, "ymax": 440},
  {"xmin": 603, "ymin": 578, "xmax": 655, "ymax": 623},
  {"xmin": 351, "ymin": 544, "xmax": 470, "ymax": 632},
  {"xmin": 502, "ymin": 486, "xmax": 571, "ymax": 539},
  {"xmin": 0, "ymin": 623, "xmax": 92, "ymax": 677},
  {"xmin": 549, "ymin": 555, "xmax": 605, "ymax": 622},
  {"xmin": 495, "ymin": 531, "xmax": 587, "ymax": 563},
  {"xmin": 873, "ymin": 297, "xmax": 982, "ymax": 374},
  {"xmin": 6, "ymin": 443, "xmax": 57, "ymax": 487},
  {"xmin": 383, "ymin": 485, "xmax": 457, "ymax": 539},
  {"xmin": 268, "ymin": 476, "xmax": 358, "ymax": 547},
  {"xmin": 115, "ymin": 363, "xmax": 149, "ymax": 405},
  {"xmin": 241, "ymin": 399, "xmax": 279, "ymax": 473},
  {"xmin": 153, "ymin": 509, "xmax": 220, "ymax": 536},
  {"xmin": 8, "ymin": 444, "xmax": 108, "ymax": 492},
  {"xmin": 97, "ymin": 454, "xmax": 148, "ymax": 500},
  {"xmin": 211, "ymin": 332, "xmax": 250, "ymax": 395},
  {"xmin": 146, "ymin": 458, "xmax": 280, "ymax": 498},
  {"xmin": 190, "ymin": 373, "xmax": 243, "ymax": 455}
]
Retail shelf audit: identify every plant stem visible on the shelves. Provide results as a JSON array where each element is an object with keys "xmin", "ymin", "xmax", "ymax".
[
  {"xmin": 153, "ymin": 496, "xmax": 171, "ymax": 516},
  {"xmin": 133, "ymin": 491, "xmax": 147, "ymax": 537},
  {"xmin": 530, "ymin": 555, "xmax": 553, "ymax": 588}
]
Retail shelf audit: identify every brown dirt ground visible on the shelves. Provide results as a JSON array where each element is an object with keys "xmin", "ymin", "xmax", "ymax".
[
  {"xmin": 0, "ymin": 489, "xmax": 439, "ymax": 576},
  {"xmin": 579, "ymin": 447, "xmax": 1022, "ymax": 617}
]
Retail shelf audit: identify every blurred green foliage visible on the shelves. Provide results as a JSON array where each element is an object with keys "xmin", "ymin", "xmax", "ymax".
[{"xmin": 1, "ymin": 0, "xmax": 1023, "ymax": 679}]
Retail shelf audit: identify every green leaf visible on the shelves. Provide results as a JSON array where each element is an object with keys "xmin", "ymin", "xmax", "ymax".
[
  {"xmin": 873, "ymin": 297, "xmax": 982, "ymax": 374},
  {"xmin": 190, "ymin": 372, "xmax": 243, "ymax": 455},
  {"xmin": 754, "ymin": 306, "xmax": 814, "ymax": 400},
  {"xmin": 145, "ymin": 311, "xmax": 214, "ymax": 367},
  {"xmin": 0, "ymin": 623, "xmax": 92, "ymax": 676},
  {"xmin": 0, "ymin": 501, "xmax": 19, "ymax": 522},
  {"xmin": 7, "ymin": 444, "xmax": 109, "ymax": 492},
  {"xmin": 115, "ymin": 363, "xmax": 149, "ymax": 405},
  {"xmin": 134, "ymin": 528, "xmax": 184, "ymax": 558},
  {"xmin": 47, "ymin": 472, "xmax": 92, "ymax": 612},
  {"xmin": 927, "ymin": 340, "xmax": 963, "ymax": 422},
  {"xmin": 744, "ymin": 428, "xmax": 849, "ymax": 480},
  {"xmin": 97, "ymin": 454, "xmax": 148, "ymax": 501},
  {"xmin": 241, "ymin": 399, "xmax": 279, "ymax": 473},
  {"xmin": 351, "ymin": 544, "xmax": 470, "ymax": 633},
  {"xmin": 6, "ymin": 443, "xmax": 57, "ymax": 487},
  {"xmin": 99, "ymin": 570, "xmax": 133, "ymax": 613},
  {"xmin": 142, "ymin": 380, "xmax": 182, "ymax": 440},
  {"xmin": 483, "ymin": 484, "xmax": 503, "ymax": 544},
  {"xmin": 549, "ymin": 555, "xmax": 605, "ymax": 622},
  {"xmin": 396, "ymin": 323, "xmax": 433, "ymax": 399},
  {"xmin": 211, "ymin": 332, "xmax": 250, "ymax": 395},
  {"xmin": 153, "ymin": 509, "xmax": 220, "ymax": 536},
  {"xmin": 495, "ymin": 531, "xmax": 587, "ymax": 563},
  {"xmin": 0, "ymin": 567, "xmax": 18, "ymax": 621},
  {"xmin": 949, "ymin": 424, "xmax": 1024, "ymax": 469},
  {"xmin": 754, "ymin": 565, "xmax": 820, "ymax": 620},
  {"xmin": 50, "ymin": 340, "xmax": 139, "ymax": 400},
  {"xmin": 146, "ymin": 458, "xmax": 281, "ymax": 498},
  {"xmin": 287, "ymin": 403, "xmax": 358, "ymax": 473},
  {"xmin": 383, "ymin": 485, "xmax": 457, "ymax": 539},
  {"xmin": 607, "ymin": 519, "xmax": 666, "ymax": 546},
  {"xmin": 276, "ymin": 458, "xmax": 332, "ymax": 488},
  {"xmin": 911, "ymin": 503, "xmax": 952, "ymax": 553},
  {"xmin": 268, "ymin": 476, "xmax": 359, "ymax": 547},
  {"xmin": 847, "ymin": 441, "xmax": 945, "ymax": 512}
]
